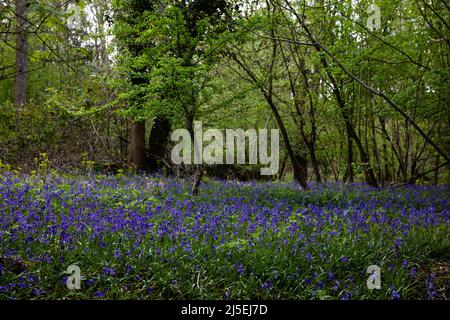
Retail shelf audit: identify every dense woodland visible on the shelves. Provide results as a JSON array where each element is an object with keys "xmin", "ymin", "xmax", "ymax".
[{"xmin": 1, "ymin": 0, "xmax": 449, "ymax": 187}]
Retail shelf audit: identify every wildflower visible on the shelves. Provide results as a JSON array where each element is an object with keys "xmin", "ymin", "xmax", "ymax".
[
  {"xmin": 328, "ymin": 271, "xmax": 335, "ymax": 281},
  {"xmin": 340, "ymin": 292, "xmax": 351, "ymax": 300},
  {"xmin": 85, "ymin": 279, "xmax": 95, "ymax": 287},
  {"xmin": 31, "ymin": 288, "xmax": 46, "ymax": 296},
  {"xmin": 317, "ymin": 281, "xmax": 325, "ymax": 290},
  {"xmin": 394, "ymin": 237, "xmax": 403, "ymax": 247},
  {"xmin": 391, "ymin": 289, "xmax": 400, "ymax": 300},
  {"xmin": 94, "ymin": 291, "xmax": 105, "ymax": 298},
  {"xmin": 235, "ymin": 264, "xmax": 245, "ymax": 275},
  {"xmin": 102, "ymin": 267, "xmax": 116, "ymax": 277},
  {"xmin": 402, "ymin": 260, "xmax": 409, "ymax": 268},
  {"xmin": 427, "ymin": 273, "xmax": 438, "ymax": 300},
  {"xmin": 332, "ymin": 280, "xmax": 340, "ymax": 292},
  {"xmin": 28, "ymin": 274, "xmax": 37, "ymax": 283},
  {"xmin": 261, "ymin": 280, "xmax": 273, "ymax": 290},
  {"xmin": 410, "ymin": 267, "xmax": 417, "ymax": 278}
]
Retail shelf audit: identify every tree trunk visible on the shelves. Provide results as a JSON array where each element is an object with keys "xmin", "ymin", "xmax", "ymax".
[
  {"xmin": 191, "ymin": 168, "xmax": 204, "ymax": 196},
  {"xmin": 383, "ymin": 142, "xmax": 390, "ymax": 184},
  {"xmin": 265, "ymin": 96, "xmax": 308, "ymax": 189},
  {"xmin": 129, "ymin": 120, "xmax": 146, "ymax": 171},
  {"xmin": 14, "ymin": 0, "xmax": 28, "ymax": 128},
  {"xmin": 307, "ymin": 142, "xmax": 321, "ymax": 183},
  {"xmin": 347, "ymin": 121, "xmax": 379, "ymax": 187},
  {"xmin": 278, "ymin": 153, "xmax": 288, "ymax": 180},
  {"xmin": 148, "ymin": 116, "xmax": 171, "ymax": 172},
  {"xmin": 321, "ymin": 56, "xmax": 378, "ymax": 187},
  {"xmin": 433, "ymin": 155, "xmax": 440, "ymax": 185},
  {"xmin": 344, "ymin": 131, "xmax": 354, "ymax": 183}
]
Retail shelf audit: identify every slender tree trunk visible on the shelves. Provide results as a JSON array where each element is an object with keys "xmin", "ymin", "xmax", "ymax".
[
  {"xmin": 324, "ymin": 63, "xmax": 378, "ymax": 187},
  {"xmin": 371, "ymin": 112, "xmax": 381, "ymax": 183},
  {"xmin": 129, "ymin": 120, "xmax": 146, "ymax": 171},
  {"xmin": 433, "ymin": 156, "xmax": 440, "ymax": 185},
  {"xmin": 278, "ymin": 153, "xmax": 288, "ymax": 180},
  {"xmin": 349, "ymin": 122, "xmax": 379, "ymax": 187},
  {"xmin": 306, "ymin": 33, "xmax": 378, "ymax": 186},
  {"xmin": 331, "ymin": 158, "xmax": 338, "ymax": 182},
  {"xmin": 344, "ymin": 131, "xmax": 354, "ymax": 183},
  {"xmin": 307, "ymin": 142, "xmax": 321, "ymax": 183},
  {"xmin": 383, "ymin": 142, "xmax": 390, "ymax": 184},
  {"xmin": 265, "ymin": 96, "xmax": 308, "ymax": 189},
  {"xmin": 191, "ymin": 169, "xmax": 203, "ymax": 196},
  {"xmin": 14, "ymin": 0, "xmax": 28, "ymax": 128},
  {"xmin": 229, "ymin": 36, "xmax": 308, "ymax": 188}
]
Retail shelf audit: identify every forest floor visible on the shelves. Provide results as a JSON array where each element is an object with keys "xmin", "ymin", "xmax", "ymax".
[{"xmin": 0, "ymin": 173, "xmax": 448, "ymax": 299}]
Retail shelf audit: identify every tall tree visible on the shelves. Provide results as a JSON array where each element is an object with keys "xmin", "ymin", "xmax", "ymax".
[
  {"xmin": 113, "ymin": 0, "xmax": 157, "ymax": 171},
  {"xmin": 13, "ymin": 0, "xmax": 27, "ymax": 128},
  {"xmin": 113, "ymin": 0, "xmax": 232, "ymax": 172}
]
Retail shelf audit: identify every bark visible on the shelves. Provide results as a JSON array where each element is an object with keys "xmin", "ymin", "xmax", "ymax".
[
  {"xmin": 344, "ymin": 132, "xmax": 354, "ymax": 183},
  {"xmin": 148, "ymin": 116, "xmax": 171, "ymax": 172},
  {"xmin": 191, "ymin": 169, "xmax": 204, "ymax": 196},
  {"xmin": 383, "ymin": 142, "xmax": 390, "ymax": 184},
  {"xmin": 307, "ymin": 142, "xmax": 321, "ymax": 183},
  {"xmin": 14, "ymin": 0, "xmax": 28, "ymax": 128},
  {"xmin": 433, "ymin": 156, "xmax": 440, "ymax": 185},
  {"xmin": 278, "ymin": 153, "xmax": 288, "ymax": 180},
  {"xmin": 129, "ymin": 120, "xmax": 146, "ymax": 171}
]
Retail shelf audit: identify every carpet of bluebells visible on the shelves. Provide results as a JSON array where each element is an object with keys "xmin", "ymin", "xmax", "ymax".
[{"xmin": 0, "ymin": 173, "xmax": 449, "ymax": 300}]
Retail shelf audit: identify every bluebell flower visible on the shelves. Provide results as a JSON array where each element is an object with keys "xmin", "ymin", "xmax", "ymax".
[
  {"xmin": 261, "ymin": 280, "xmax": 273, "ymax": 290},
  {"xmin": 340, "ymin": 292, "xmax": 351, "ymax": 300},
  {"xmin": 427, "ymin": 273, "xmax": 438, "ymax": 300},
  {"xmin": 235, "ymin": 264, "xmax": 245, "ymax": 275},
  {"xmin": 391, "ymin": 289, "xmax": 400, "ymax": 300},
  {"xmin": 102, "ymin": 267, "xmax": 116, "ymax": 277},
  {"xmin": 31, "ymin": 288, "xmax": 46, "ymax": 296},
  {"xmin": 85, "ymin": 279, "xmax": 95, "ymax": 287},
  {"xmin": 410, "ymin": 267, "xmax": 417, "ymax": 278}
]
